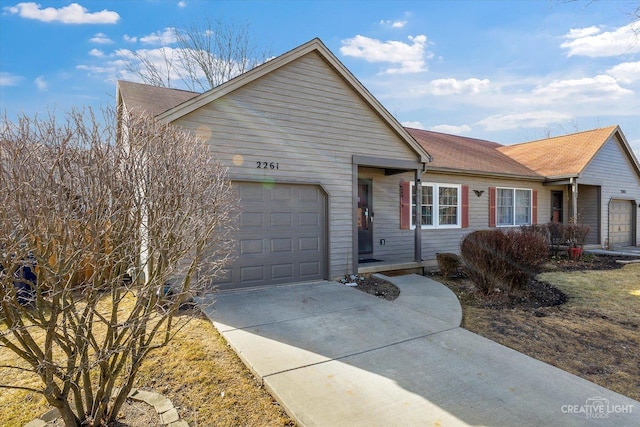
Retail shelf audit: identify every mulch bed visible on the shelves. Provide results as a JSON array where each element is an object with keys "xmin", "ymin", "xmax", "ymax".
[
  {"xmin": 340, "ymin": 275, "xmax": 400, "ymax": 301},
  {"xmin": 344, "ymin": 254, "xmax": 639, "ymax": 305},
  {"xmin": 435, "ymin": 254, "xmax": 638, "ymax": 310}
]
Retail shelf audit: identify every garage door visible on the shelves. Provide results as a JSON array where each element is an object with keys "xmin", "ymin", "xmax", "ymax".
[
  {"xmin": 609, "ymin": 200, "xmax": 634, "ymax": 247},
  {"xmin": 217, "ymin": 182, "xmax": 327, "ymax": 289}
]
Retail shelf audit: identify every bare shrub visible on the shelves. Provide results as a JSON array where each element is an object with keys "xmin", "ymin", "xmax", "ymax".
[
  {"xmin": 460, "ymin": 230, "xmax": 509, "ymax": 295},
  {"xmin": 0, "ymin": 108, "xmax": 237, "ymax": 426},
  {"xmin": 437, "ymin": 253, "xmax": 461, "ymax": 278},
  {"xmin": 502, "ymin": 229, "xmax": 549, "ymax": 292},
  {"xmin": 460, "ymin": 229, "xmax": 549, "ymax": 295},
  {"xmin": 564, "ymin": 223, "xmax": 591, "ymax": 248}
]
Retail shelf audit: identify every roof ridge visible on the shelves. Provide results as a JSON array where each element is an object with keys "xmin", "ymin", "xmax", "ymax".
[
  {"xmin": 406, "ymin": 127, "xmax": 504, "ymax": 147},
  {"xmin": 117, "ymin": 79, "xmax": 201, "ymax": 95},
  {"xmin": 507, "ymin": 125, "xmax": 618, "ymax": 147}
]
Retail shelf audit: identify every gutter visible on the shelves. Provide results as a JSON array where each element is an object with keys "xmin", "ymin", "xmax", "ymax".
[{"xmin": 425, "ymin": 166, "xmax": 545, "ymax": 181}]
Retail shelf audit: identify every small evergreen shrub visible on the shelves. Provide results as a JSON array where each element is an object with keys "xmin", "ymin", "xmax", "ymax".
[
  {"xmin": 460, "ymin": 229, "xmax": 549, "ymax": 295},
  {"xmin": 437, "ymin": 253, "xmax": 461, "ymax": 278}
]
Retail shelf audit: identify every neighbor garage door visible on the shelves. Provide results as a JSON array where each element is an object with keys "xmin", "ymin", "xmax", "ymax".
[
  {"xmin": 609, "ymin": 200, "xmax": 634, "ymax": 247},
  {"xmin": 218, "ymin": 182, "xmax": 327, "ymax": 290}
]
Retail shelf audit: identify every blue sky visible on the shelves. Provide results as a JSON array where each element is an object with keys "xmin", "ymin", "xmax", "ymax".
[{"xmin": 1, "ymin": 0, "xmax": 639, "ymax": 156}]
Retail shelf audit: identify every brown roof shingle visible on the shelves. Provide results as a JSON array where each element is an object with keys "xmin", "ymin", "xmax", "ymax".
[
  {"xmin": 497, "ymin": 126, "xmax": 618, "ymax": 177},
  {"xmin": 117, "ymin": 80, "xmax": 200, "ymax": 117},
  {"xmin": 406, "ymin": 128, "xmax": 542, "ymax": 178}
]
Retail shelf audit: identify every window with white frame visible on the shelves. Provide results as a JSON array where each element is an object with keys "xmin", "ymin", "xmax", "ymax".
[
  {"xmin": 411, "ymin": 183, "xmax": 461, "ymax": 228},
  {"xmin": 497, "ymin": 188, "xmax": 532, "ymax": 226}
]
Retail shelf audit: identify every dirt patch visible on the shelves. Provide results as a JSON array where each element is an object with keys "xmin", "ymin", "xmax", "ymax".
[
  {"xmin": 545, "ymin": 253, "xmax": 638, "ymax": 271},
  {"xmin": 434, "ymin": 254, "xmax": 640, "ymax": 401},
  {"xmin": 339, "ymin": 274, "xmax": 400, "ymax": 301},
  {"xmin": 46, "ymin": 399, "xmax": 160, "ymax": 426}
]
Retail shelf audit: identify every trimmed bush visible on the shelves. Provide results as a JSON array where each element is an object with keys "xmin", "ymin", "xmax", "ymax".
[
  {"xmin": 460, "ymin": 229, "xmax": 549, "ymax": 295},
  {"xmin": 502, "ymin": 229, "xmax": 549, "ymax": 292},
  {"xmin": 460, "ymin": 230, "xmax": 509, "ymax": 295}
]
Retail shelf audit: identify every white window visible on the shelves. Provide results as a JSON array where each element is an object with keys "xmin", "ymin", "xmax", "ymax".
[
  {"xmin": 497, "ymin": 188, "xmax": 532, "ymax": 226},
  {"xmin": 411, "ymin": 183, "xmax": 461, "ymax": 229}
]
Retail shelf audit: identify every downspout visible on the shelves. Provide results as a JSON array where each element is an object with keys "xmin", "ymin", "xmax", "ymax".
[
  {"xmin": 414, "ymin": 168, "xmax": 422, "ymax": 262},
  {"xmin": 570, "ymin": 177, "xmax": 578, "ymax": 222}
]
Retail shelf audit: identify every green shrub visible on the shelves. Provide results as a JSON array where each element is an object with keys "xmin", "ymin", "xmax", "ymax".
[{"xmin": 460, "ymin": 229, "xmax": 549, "ymax": 295}]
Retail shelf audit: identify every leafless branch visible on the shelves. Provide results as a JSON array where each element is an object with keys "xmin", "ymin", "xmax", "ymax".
[{"xmin": 0, "ymin": 107, "xmax": 237, "ymax": 426}]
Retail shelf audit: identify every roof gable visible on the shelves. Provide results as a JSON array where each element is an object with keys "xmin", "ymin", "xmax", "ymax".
[
  {"xmin": 116, "ymin": 81, "xmax": 199, "ymax": 117},
  {"xmin": 497, "ymin": 126, "xmax": 619, "ymax": 178},
  {"xmin": 407, "ymin": 128, "xmax": 542, "ymax": 178},
  {"xmin": 148, "ymin": 38, "xmax": 430, "ymax": 163}
]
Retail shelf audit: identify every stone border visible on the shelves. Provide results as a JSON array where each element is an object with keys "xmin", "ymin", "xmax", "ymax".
[{"xmin": 25, "ymin": 389, "xmax": 188, "ymax": 427}]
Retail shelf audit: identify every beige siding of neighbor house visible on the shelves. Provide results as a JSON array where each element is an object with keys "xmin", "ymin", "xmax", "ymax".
[
  {"xmin": 581, "ymin": 135, "xmax": 640, "ymax": 246},
  {"xmin": 357, "ymin": 168, "xmax": 551, "ymax": 265},
  {"xmin": 171, "ymin": 51, "xmax": 419, "ymax": 279}
]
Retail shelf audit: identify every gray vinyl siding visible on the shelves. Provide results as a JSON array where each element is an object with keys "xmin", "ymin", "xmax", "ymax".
[
  {"xmin": 171, "ymin": 51, "xmax": 419, "ymax": 279},
  {"xmin": 581, "ymin": 135, "xmax": 640, "ymax": 246},
  {"xmin": 357, "ymin": 168, "xmax": 550, "ymax": 262},
  {"xmin": 577, "ymin": 185, "xmax": 600, "ymax": 245}
]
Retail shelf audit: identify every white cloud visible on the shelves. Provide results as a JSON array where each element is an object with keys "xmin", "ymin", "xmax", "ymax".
[
  {"xmin": 340, "ymin": 35, "xmax": 431, "ymax": 74},
  {"xmin": 401, "ymin": 120, "xmax": 425, "ymax": 129},
  {"xmin": 565, "ymin": 26, "xmax": 601, "ymax": 39},
  {"xmin": 529, "ymin": 75, "xmax": 633, "ymax": 103},
  {"xmin": 178, "ymin": 1, "xmax": 187, "ymax": 7},
  {"xmin": 34, "ymin": 76, "xmax": 47, "ymax": 91},
  {"xmin": 90, "ymin": 32, "xmax": 112, "ymax": 44},
  {"xmin": 89, "ymin": 48, "xmax": 104, "ymax": 57},
  {"xmin": 5, "ymin": 2, "xmax": 119, "ymax": 24},
  {"xmin": 429, "ymin": 78, "xmax": 490, "ymax": 96},
  {"xmin": 380, "ymin": 19, "xmax": 406, "ymax": 29},
  {"xmin": 477, "ymin": 111, "xmax": 572, "ymax": 131},
  {"xmin": 429, "ymin": 124, "xmax": 472, "ymax": 135},
  {"xmin": 0, "ymin": 72, "xmax": 23, "ymax": 86},
  {"xmin": 606, "ymin": 61, "xmax": 640, "ymax": 85},
  {"xmin": 561, "ymin": 21, "xmax": 640, "ymax": 57},
  {"xmin": 140, "ymin": 28, "xmax": 178, "ymax": 45},
  {"xmin": 123, "ymin": 34, "xmax": 138, "ymax": 43}
]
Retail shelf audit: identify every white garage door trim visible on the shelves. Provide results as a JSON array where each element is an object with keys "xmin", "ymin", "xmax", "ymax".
[{"xmin": 217, "ymin": 181, "xmax": 328, "ymax": 290}]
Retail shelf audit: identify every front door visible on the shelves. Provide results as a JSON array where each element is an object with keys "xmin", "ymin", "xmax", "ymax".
[
  {"xmin": 551, "ymin": 191, "xmax": 563, "ymax": 223},
  {"xmin": 358, "ymin": 179, "xmax": 373, "ymax": 256}
]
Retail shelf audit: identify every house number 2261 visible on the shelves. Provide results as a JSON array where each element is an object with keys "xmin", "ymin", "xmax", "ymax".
[{"xmin": 256, "ymin": 161, "xmax": 279, "ymax": 170}]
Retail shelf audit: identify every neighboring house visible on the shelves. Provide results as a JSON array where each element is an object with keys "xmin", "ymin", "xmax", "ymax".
[
  {"xmin": 116, "ymin": 38, "xmax": 639, "ymax": 290},
  {"xmin": 499, "ymin": 127, "xmax": 640, "ymax": 248}
]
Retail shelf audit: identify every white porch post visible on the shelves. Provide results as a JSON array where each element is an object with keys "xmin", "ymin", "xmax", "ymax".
[{"xmin": 414, "ymin": 168, "xmax": 422, "ymax": 262}]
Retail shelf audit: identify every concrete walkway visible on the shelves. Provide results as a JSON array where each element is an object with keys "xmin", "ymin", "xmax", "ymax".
[{"xmin": 200, "ymin": 275, "xmax": 639, "ymax": 426}]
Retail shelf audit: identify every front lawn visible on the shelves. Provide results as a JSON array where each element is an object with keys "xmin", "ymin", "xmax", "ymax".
[
  {"xmin": 437, "ymin": 257, "xmax": 640, "ymax": 401},
  {"xmin": 0, "ymin": 311, "xmax": 294, "ymax": 426}
]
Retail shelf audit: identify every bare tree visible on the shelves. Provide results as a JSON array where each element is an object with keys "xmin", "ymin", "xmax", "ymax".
[
  {"xmin": 0, "ymin": 107, "xmax": 237, "ymax": 426},
  {"xmin": 126, "ymin": 18, "xmax": 271, "ymax": 91}
]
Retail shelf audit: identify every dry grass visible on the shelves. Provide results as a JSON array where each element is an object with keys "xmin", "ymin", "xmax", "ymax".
[
  {"xmin": 441, "ymin": 262, "xmax": 640, "ymax": 401},
  {"xmin": 0, "ymin": 309, "xmax": 293, "ymax": 426}
]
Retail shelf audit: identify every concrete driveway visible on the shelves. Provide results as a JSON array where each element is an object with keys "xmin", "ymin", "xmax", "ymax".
[{"xmin": 200, "ymin": 274, "xmax": 639, "ymax": 426}]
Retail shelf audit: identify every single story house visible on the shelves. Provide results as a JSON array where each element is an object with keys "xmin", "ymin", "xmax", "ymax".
[{"xmin": 116, "ymin": 38, "xmax": 640, "ymax": 290}]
